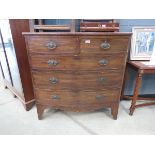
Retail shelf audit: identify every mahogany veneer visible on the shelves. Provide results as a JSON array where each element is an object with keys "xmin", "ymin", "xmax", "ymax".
[{"xmin": 23, "ymin": 32, "xmax": 132, "ymax": 120}]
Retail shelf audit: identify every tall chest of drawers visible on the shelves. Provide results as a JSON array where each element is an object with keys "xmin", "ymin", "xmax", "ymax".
[{"xmin": 23, "ymin": 32, "xmax": 132, "ymax": 120}]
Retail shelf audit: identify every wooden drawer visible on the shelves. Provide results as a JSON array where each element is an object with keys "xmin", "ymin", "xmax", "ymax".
[
  {"xmin": 32, "ymin": 70, "xmax": 123, "ymax": 90},
  {"xmin": 27, "ymin": 36, "xmax": 78, "ymax": 54},
  {"xmin": 35, "ymin": 89, "xmax": 119, "ymax": 109},
  {"xmin": 80, "ymin": 36, "xmax": 129, "ymax": 54},
  {"xmin": 29, "ymin": 53, "xmax": 126, "ymax": 71}
]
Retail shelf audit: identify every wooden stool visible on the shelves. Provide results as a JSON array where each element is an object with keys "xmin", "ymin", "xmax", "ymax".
[{"xmin": 121, "ymin": 61, "xmax": 155, "ymax": 115}]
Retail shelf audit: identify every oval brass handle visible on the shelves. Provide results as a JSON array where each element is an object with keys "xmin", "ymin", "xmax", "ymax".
[
  {"xmin": 51, "ymin": 95, "xmax": 60, "ymax": 100},
  {"xmin": 100, "ymin": 41, "xmax": 110, "ymax": 50},
  {"xmin": 97, "ymin": 77, "xmax": 107, "ymax": 84},
  {"xmin": 96, "ymin": 95, "xmax": 104, "ymax": 100},
  {"xmin": 49, "ymin": 77, "xmax": 59, "ymax": 84},
  {"xmin": 47, "ymin": 60, "xmax": 59, "ymax": 66},
  {"xmin": 99, "ymin": 59, "xmax": 108, "ymax": 66},
  {"xmin": 46, "ymin": 41, "xmax": 57, "ymax": 50}
]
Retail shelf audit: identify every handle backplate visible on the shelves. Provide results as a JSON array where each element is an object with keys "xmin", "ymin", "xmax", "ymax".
[
  {"xmin": 47, "ymin": 60, "xmax": 59, "ymax": 66},
  {"xmin": 97, "ymin": 77, "xmax": 107, "ymax": 84},
  {"xmin": 46, "ymin": 41, "xmax": 57, "ymax": 50},
  {"xmin": 100, "ymin": 41, "xmax": 110, "ymax": 50},
  {"xmin": 99, "ymin": 59, "xmax": 108, "ymax": 66},
  {"xmin": 49, "ymin": 77, "xmax": 59, "ymax": 84},
  {"xmin": 96, "ymin": 95, "xmax": 104, "ymax": 100},
  {"xmin": 51, "ymin": 95, "xmax": 60, "ymax": 100}
]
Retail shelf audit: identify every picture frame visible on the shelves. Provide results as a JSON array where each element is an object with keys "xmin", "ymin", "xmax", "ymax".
[{"xmin": 130, "ymin": 27, "xmax": 155, "ymax": 60}]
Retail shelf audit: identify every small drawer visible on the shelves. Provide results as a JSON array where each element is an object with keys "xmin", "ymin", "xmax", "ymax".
[
  {"xmin": 35, "ymin": 89, "xmax": 119, "ymax": 111},
  {"xmin": 29, "ymin": 53, "xmax": 126, "ymax": 71},
  {"xmin": 27, "ymin": 36, "xmax": 78, "ymax": 55},
  {"xmin": 80, "ymin": 36, "xmax": 129, "ymax": 55},
  {"xmin": 32, "ymin": 70, "xmax": 123, "ymax": 90}
]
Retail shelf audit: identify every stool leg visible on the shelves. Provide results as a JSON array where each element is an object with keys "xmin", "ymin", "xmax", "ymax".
[{"xmin": 129, "ymin": 71, "xmax": 142, "ymax": 115}]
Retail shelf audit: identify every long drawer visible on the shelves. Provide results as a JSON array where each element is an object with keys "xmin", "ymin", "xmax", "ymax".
[
  {"xmin": 35, "ymin": 89, "xmax": 119, "ymax": 108},
  {"xmin": 29, "ymin": 53, "xmax": 126, "ymax": 71},
  {"xmin": 32, "ymin": 70, "xmax": 123, "ymax": 90}
]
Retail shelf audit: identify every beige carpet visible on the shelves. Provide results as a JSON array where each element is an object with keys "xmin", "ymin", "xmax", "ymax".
[{"xmin": 0, "ymin": 83, "xmax": 155, "ymax": 135}]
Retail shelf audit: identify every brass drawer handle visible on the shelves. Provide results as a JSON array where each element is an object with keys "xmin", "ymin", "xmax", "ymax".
[
  {"xmin": 47, "ymin": 60, "xmax": 59, "ymax": 66},
  {"xmin": 99, "ymin": 59, "xmax": 108, "ymax": 66},
  {"xmin": 51, "ymin": 95, "xmax": 60, "ymax": 100},
  {"xmin": 96, "ymin": 95, "xmax": 104, "ymax": 100},
  {"xmin": 46, "ymin": 41, "xmax": 57, "ymax": 50},
  {"xmin": 49, "ymin": 77, "xmax": 59, "ymax": 84},
  {"xmin": 100, "ymin": 41, "xmax": 110, "ymax": 50},
  {"xmin": 97, "ymin": 77, "xmax": 107, "ymax": 84}
]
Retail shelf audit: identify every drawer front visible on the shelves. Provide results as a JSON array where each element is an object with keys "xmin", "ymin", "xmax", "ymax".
[
  {"xmin": 80, "ymin": 36, "xmax": 129, "ymax": 54},
  {"xmin": 35, "ymin": 89, "xmax": 119, "ymax": 108},
  {"xmin": 27, "ymin": 36, "xmax": 78, "ymax": 54},
  {"xmin": 32, "ymin": 70, "xmax": 123, "ymax": 90},
  {"xmin": 29, "ymin": 54, "xmax": 126, "ymax": 71}
]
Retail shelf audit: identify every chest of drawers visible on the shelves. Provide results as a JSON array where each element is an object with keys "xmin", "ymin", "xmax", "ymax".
[{"xmin": 23, "ymin": 32, "xmax": 132, "ymax": 120}]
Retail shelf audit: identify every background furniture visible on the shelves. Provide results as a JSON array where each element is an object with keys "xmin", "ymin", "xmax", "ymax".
[
  {"xmin": 29, "ymin": 19, "xmax": 76, "ymax": 32},
  {"xmin": 80, "ymin": 19, "xmax": 119, "ymax": 32},
  {"xmin": 0, "ymin": 19, "xmax": 34, "ymax": 110},
  {"xmin": 23, "ymin": 32, "xmax": 131, "ymax": 120},
  {"xmin": 121, "ymin": 61, "xmax": 155, "ymax": 115}
]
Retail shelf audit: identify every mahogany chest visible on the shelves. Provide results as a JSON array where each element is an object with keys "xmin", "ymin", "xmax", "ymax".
[{"xmin": 23, "ymin": 32, "xmax": 132, "ymax": 120}]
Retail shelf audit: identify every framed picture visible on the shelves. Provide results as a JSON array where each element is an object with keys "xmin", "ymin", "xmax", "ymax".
[{"xmin": 130, "ymin": 27, "xmax": 155, "ymax": 60}]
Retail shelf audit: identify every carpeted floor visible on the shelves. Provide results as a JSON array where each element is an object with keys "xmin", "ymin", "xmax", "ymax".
[{"xmin": 0, "ymin": 82, "xmax": 155, "ymax": 135}]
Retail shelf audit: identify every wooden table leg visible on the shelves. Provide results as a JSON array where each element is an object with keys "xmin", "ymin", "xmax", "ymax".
[{"xmin": 129, "ymin": 70, "xmax": 142, "ymax": 115}]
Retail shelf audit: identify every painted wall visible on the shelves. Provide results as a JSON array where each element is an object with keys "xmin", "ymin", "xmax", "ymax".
[{"xmin": 44, "ymin": 19, "xmax": 155, "ymax": 95}]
